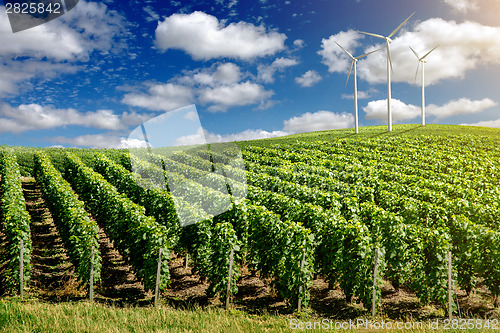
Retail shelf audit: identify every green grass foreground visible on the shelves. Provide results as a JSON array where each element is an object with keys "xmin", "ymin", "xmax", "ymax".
[
  {"xmin": 1, "ymin": 299, "xmax": 498, "ymax": 333},
  {"xmin": 0, "ymin": 298, "xmax": 294, "ymax": 333}
]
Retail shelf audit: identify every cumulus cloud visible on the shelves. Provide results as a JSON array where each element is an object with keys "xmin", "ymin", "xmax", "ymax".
[
  {"xmin": 295, "ymin": 70, "xmax": 322, "ymax": 87},
  {"xmin": 200, "ymin": 82, "xmax": 274, "ymax": 112},
  {"xmin": 0, "ymin": 103, "xmax": 143, "ymax": 133},
  {"xmin": 213, "ymin": 63, "xmax": 242, "ymax": 84},
  {"xmin": 363, "ymin": 98, "xmax": 497, "ymax": 122},
  {"xmin": 0, "ymin": 1, "xmax": 127, "ymax": 97},
  {"xmin": 293, "ymin": 39, "xmax": 305, "ymax": 49},
  {"xmin": 155, "ymin": 11, "xmax": 286, "ymax": 60},
  {"xmin": 364, "ymin": 99, "xmax": 420, "ymax": 122},
  {"xmin": 174, "ymin": 127, "xmax": 288, "ymax": 146},
  {"xmin": 122, "ymin": 63, "xmax": 274, "ymax": 112},
  {"xmin": 122, "ymin": 83, "xmax": 194, "ymax": 112},
  {"xmin": 177, "ymin": 110, "xmax": 356, "ymax": 145},
  {"xmin": 462, "ymin": 118, "xmax": 500, "ymax": 128},
  {"xmin": 443, "ymin": 0, "xmax": 478, "ymax": 13},
  {"xmin": 428, "ymin": 98, "xmax": 497, "ymax": 119},
  {"xmin": 283, "ymin": 111, "xmax": 354, "ymax": 133},
  {"xmin": 318, "ymin": 30, "xmax": 365, "ymax": 74},
  {"xmin": 0, "ymin": 1, "xmax": 126, "ymax": 61},
  {"xmin": 257, "ymin": 57, "xmax": 299, "ymax": 83},
  {"xmin": 50, "ymin": 134, "xmax": 148, "ymax": 149},
  {"xmin": 0, "ymin": 61, "xmax": 80, "ymax": 96},
  {"xmin": 320, "ymin": 18, "xmax": 500, "ymax": 86}
]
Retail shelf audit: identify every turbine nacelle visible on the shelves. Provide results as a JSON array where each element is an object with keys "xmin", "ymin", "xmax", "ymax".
[
  {"xmin": 354, "ymin": 12, "xmax": 415, "ymax": 132},
  {"xmin": 409, "ymin": 45, "xmax": 438, "ymax": 84}
]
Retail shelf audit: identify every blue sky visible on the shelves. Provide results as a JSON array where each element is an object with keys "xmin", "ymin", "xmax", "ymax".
[{"xmin": 1, "ymin": 0, "xmax": 500, "ymax": 148}]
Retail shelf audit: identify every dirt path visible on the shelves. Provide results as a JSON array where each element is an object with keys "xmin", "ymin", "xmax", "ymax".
[
  {"xmin": 21, "ymin": 177, "xmax": 79, "ymax": 300},
  {"xmin": 95, "ymin": 226, "xmax": 149, "ymax": 305}
]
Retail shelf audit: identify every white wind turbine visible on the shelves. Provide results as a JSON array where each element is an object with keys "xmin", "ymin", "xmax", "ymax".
[
  {"xmin": 357, "ymin": 12, "xmax": 415, "ymax": 132},
  {"xmin": 409, "ymin": 45, "xmax": 438, "ymax": 126},
  {"xmin": 335, "ymin": 42, "xmax": 379, "ymax": 134}
]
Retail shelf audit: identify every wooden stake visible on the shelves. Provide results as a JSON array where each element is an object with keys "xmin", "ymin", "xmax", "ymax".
[
  {"xmin": 448, "ymin": 250, "xmax": 453, "ymax": 319},
  {"xmin": 185, "ymin": 253, "xmax": 189, "ymax": 269},
  {"xmin": 155, "ymin": 248, "xmax": 162, "ymax": 307},
  {"xmin": 372, "ymin": 247, "xmax": 379, "ymax": 317},
  {"xmin": 20, "ymin": 238, "xmax": 24, "ymax": 298},
  {"xmin": 297, "ymin": 249, "xmax": 306, "ymax": 312},
  {"xmin": 89, "ymin": 246, "xmax": 94, "ymax": 302},
  {"xmin": 225, "ymin": 247, "xmax": 234, "ymax": 310}
]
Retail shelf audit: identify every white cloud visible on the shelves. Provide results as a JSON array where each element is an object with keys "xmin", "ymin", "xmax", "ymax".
[
  {"xmin": 363, "ymin": 98, "xmax": 497, "ymax": 122},
  {"xmin": 443, "ymin": 0, "xmax": 478, "ymax": 13},
  {"xmin": 214, "ymin": 63, "xmax": 242, "ymax": 84},
  {"xmin": 0, "ymin": 103, "xmax": 144, "ymax": 133},
  {"xmin": 295, "ymin": 70, "xmax": 322, "ymax": 87},
  {"xmin": 174, "ymin": 127, "xmax": 288, "ymax": 145},
  {"xmin": 462, "ymin": 118, "xmax": 500, "ymax": 128},
  {"xmin": 427, "ymin": 98, "xmax": 497, "ymax": 119},
  {"xmin": 318, "ymin": 30, "xmax": 365, "ymax": 74},
  {"xmin": 143, "ymin": 6, "xmax": 160, "ymax": 23},
  {"xmin": 293, "ymin": 39, "xmax": 305, "ymax": 49},
  {"xmin": 177, "ymin": 110, "xmax": 356, "ymax": 146},
  {"xmin": 50, "ymin": 134, "xmax": 148, "ymax": 149},
  {"xmin": 155, "ymin": 11, "xmax": 286, "ymax": 60},
  {"xmin": 0, "ymin": 61, "xmax": 80, "ymax": 96},
  {"xmin": 283, "ymin": 110, "xmax": 354, "ymax": 133},
  {"xmin": 342, "ymin": 88, "xmax": 378, "ymax": 100},
  {"xmin": 123, "ymin": 63, "xmax": 274, "ymax": 112},
  {"xmin": 122, "ymin": 83, "xmax": 194, "ymax": 112},
  {"xmin": 0, "ymin": 1, "xmax": 126, "ymax": 61},
  {"xmin": 257, "ymin": 57, "xmax": 299, "ymax": 83},
  {"xmin": 0, "ymin": 1, "xmax": 127, "ymax": 97},
  {"xmin": 200, "ymin": 81, "xmax": 274, "ymax": 112},
  {"xmin": 363, "ymin": 99, "xmax": 420, "ymax": 122},
  {"xmin": 321, "ymin": 18, "xmax": 500, "ymax": 86}
]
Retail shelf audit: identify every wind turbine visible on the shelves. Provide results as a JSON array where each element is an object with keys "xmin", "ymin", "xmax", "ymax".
[
  {"xmin": 409, "ymin": 46, "xmax": 438, "ymax": 126},
  {"xmin": 357, "ymin": 12, "xmax": 415, "ymax": 132},
  {"xmin": 335, "ymin": 42, "xmax": 379, "ymax": 134}
]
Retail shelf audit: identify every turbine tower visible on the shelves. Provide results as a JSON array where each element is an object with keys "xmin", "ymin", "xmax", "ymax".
[
  {"xmin": 335, "ymin": 42, "xmax": 378, "ymax": 134},
  {"xmin": 357, "ymin": 12, "xmax": 415, "ymax": 132},
  {"xmin": 409, "ymin": 46, "xmax": 438, "ymax": 126}
]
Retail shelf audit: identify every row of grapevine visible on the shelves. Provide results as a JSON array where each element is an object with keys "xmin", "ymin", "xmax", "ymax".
[
  {"xmin": 0, "ymin": 150, "xmax": 31, "ymax": 294},
  {"xmin": 64, "ymin": 153, "xmax": 170, "ymax": 291},
  {"xmin": 126, "ymin": 153, "xmax": 315, "ymax": 307},
  {"xmin": 151, "ymin": 150, "xmax": 447, "ymax": 308},
  {"xmin": 93, "ymin": 153, "xmax": 242, "ymax": 302},
  {"xmin": 33, "ymin": 152, "xmax": 101, "ymax": 286},
  {"xmin": 282, "ymin": 140, "xmax": 499, "ymax": 200},
  {"xmin": 244, "ymin": 146, "xmax": 499, "ymax": 231},
  {"xmin": 243, "ymin": 144, "xmax": 500, "ymax": 303}
]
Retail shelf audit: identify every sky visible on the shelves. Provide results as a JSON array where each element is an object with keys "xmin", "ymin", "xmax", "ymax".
[{"xmin": 1, "ymin": 0, "xmax": 500, "ymax": 148}]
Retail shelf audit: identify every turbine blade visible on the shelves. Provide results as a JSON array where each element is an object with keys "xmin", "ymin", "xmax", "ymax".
[
  {"xmin": 355, "ymin": 48, "xmax": 380, "ymax": 59},
  {"xmin": 335, "ymin": 41, "xmax": 354, "ymax": 60},
  {"xmin": 414, "ymin": 61, "xmax": 420, "ymax": 84},
  {"xmin": 356, "ymin": 30, "xmax": 386, "ymax": 39},
  {"xmin": 388, "ymin": 12, "xmax": 415, "ymax": 38},
  {"xmin": 409, "ymin": 46, "xmax": 420, "ymax": 59},
  {"xmin": 386, "ymin": 42, "xmax": 393, "ymax": 73},
  {"xmin": 421, "ymin": 45, "xmax": 438, "ymax": 60},
  {"xmin": 346, "ymin": 60, "xmax": 354, "ymax": 86}
]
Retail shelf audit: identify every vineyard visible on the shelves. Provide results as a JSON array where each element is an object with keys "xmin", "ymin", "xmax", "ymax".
[{"xmin": 1, "ymin": 124, "xmax": 500, "ymax": 319}]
